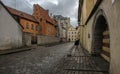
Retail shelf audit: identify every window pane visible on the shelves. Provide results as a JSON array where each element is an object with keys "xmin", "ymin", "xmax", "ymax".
[
  {"xmin": 31, "ymin": 24, "xmax": 34, "ymax": 30},
  {"xmin": 26, "ymin": 23, "xmax": 29, "ymax": 29}
]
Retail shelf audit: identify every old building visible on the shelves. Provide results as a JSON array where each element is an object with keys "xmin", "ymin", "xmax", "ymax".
[
  {"xmin": 6, "ymin": 6, "xmax": 39, "ymax": 46},
  {"xmin": 78, "ymin": 0, "xmax": 120, "ymax": 74},
  {"xmin": 67, "ymin": 25, "xmax": 78, "ymax": 41},
  {"xmin": 6, "ymin": 4, "xmax": 59, "ymax": 45},
  {"xmin": 53, "ymin": 15, "xmax": 70, "ymax": 42},
  {"xmin": 0, "ymin": 1, "xmax": 23, "ymax": 50},
  {"xmin": 33, "ymin": 4, "xmax": 59, "ymax": 45},
  {"xmin": 33, "ymin": 4, "xmax": 57, "ymax": 36}
]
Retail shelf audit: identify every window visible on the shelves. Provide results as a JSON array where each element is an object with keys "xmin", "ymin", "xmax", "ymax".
[
  {"xmin": 36, "ymin": 8, "xmax": 38, "ymax": 11},
  {"xmin": 36, "ymin": 25, "xmax": 38, "ymax": 31},
  {"xmin": 31, "ymin": 24, "xmax": 34, "ymax": 30},
  {"xmin": 26, "ymin": 23, "xmax": 29, "ymax": 29},
  {"xmin": 88, "ymin": 33, "xmax": 90, "ymax": 38},
  {"xmin": 40, "ymin": 18, "xmax": 42, "ymax": 22},
  {"xmin": 39, "ymin": 25, "xmax": 42, "ymax": 31},
  {"xmin": 48, "ymin": 27, "xmax": 51, "ymax": 32}
]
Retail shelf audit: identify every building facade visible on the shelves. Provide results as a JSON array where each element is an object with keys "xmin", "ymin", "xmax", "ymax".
[
  {"xmin": 33, "ymin": 4, "xmax": 59, "ymax": 45},
  {"xmin": 33, "ymin": 4, "xmax": 57, "ymax": 36},
  {"xmin": 6, "ymin": 4, "xmax": 59, "ymax": 45},
  {"xmin": 0, "ymin": 1, "xmax": 23, "ymax": 50},
  {"xmin": 67, "ymin": 25, "xmax": 78, "ymax": 41},
  {"xmin": 78, "ymin": 0, "xmax": 120, "ymax": 74},
  {"xmin": 6, "ymin": 6, "xmax": 39, "ymax": 45},
  {"xmin": 53, "ymin": 15, "xmax": 70, "ymax": 42}
]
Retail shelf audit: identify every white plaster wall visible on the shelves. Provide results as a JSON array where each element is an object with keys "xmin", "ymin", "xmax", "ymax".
[
  {"xmin": 0, "ymin": 4, "xmax": 23, "ymax": 50},
  {"xmin": 23, "ymin": 32, "xmax": 31, "ymax": 46}
]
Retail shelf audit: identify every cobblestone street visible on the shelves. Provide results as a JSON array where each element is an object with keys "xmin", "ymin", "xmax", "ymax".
[{"xmin": 0, "ymin": 43, "xmax": 74, "ymax": 74}]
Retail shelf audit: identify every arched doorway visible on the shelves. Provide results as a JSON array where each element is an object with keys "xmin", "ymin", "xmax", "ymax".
[{"xmin": 92, "ymin": 10, "xmax": 110, "ymax": 63}]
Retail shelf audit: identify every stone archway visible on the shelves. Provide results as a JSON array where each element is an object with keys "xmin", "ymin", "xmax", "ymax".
[{"xmin": 92, "ymin": 10, "xmax": 110, "ymax": 63}]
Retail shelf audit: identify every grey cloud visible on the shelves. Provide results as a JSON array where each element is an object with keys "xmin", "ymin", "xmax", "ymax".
[
  {"xmin": 1, "ymin": 0, "xmax": 33, "ymax": 14},
  {"xmin": 1, "ymin": 0, "xmax": 79, "ymax": 27},
  {"xmin": 40, "ymin": 0, "xmax": 79, "ymax": 26}
]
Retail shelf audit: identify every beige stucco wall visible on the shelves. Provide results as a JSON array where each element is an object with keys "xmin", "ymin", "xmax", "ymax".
[
  {"xmin": 80, "ymin": 0, "xmax": 120, "ymax": 74},
  {"xmin": 67, "ymin": 27, "xmax": 78, "ymax": 41},
  {"xmin": 99, "ymin": 0, "xmax": 120, "ymax": 74},
  {"xmin": 0, "ymin": 3, "xmax": 23, "ymax": 50},
  {"xmin": 81, "ymin": 0, "xmax": 97, "ymax": 25}
]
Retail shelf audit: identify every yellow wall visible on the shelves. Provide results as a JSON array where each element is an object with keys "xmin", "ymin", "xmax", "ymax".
[{"xmin": 81, "ymin": 0, "xmax": 97, "ymax": 25}]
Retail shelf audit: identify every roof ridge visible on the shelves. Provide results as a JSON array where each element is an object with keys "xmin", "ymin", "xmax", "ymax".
[{"xmin": 6, "ymin": 6, "xmax": 38, "ymax": 23}]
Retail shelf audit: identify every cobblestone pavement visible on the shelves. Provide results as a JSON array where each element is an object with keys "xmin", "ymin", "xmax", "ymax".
[
  {"xmin": 0, "ymin": 42, "xmax": 74, "ymax": 74},
  {"xmin": 51, "ymin": 45, "xmax": 109, "ymax": 74}
]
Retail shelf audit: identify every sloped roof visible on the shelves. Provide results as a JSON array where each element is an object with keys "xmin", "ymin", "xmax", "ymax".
[
  {"xmin": 0, "ymin": 1, "xmax": 23, "ymax": 28},
  {"xmin": 34, "ymin": 4, "xmax": 57, "ymax": 25},
  {"xmin": 6, "ymin": 6, "xmax": 38, "ymax": 23}
]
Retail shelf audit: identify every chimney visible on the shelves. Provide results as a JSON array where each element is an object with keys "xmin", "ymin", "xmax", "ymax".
[{"xmin": 46, "ymin": 9, "xmax": 49, "ymax": 14}]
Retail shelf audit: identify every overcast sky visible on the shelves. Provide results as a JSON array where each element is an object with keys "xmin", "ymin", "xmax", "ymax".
[{"xmin": 1, "ymin": 0, "xmax": 79, "ymax": 27}]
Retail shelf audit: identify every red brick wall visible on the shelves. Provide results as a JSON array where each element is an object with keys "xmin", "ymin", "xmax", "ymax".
[{"xmin": 33, "ymin": 4, "xmax": 57, "ymax": 36}]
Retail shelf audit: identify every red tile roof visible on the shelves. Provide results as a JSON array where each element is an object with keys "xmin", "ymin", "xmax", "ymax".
[{"xmin": 6, "ymin": 6, "xmax": 38, "ymax": 23}]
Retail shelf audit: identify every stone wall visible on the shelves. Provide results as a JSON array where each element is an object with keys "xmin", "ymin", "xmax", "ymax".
[{"xmin": 37, "ymin": 35, "xmax": 60, "ymax": 45}]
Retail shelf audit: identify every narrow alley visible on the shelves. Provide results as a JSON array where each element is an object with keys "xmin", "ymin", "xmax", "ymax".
[
  {"xmin": 0, "ymin": 0, "xmax": 120, "ymax": 74},
  {"xmin": 0, "ymin": 43, "xmax": 109, "ymax": 74}
]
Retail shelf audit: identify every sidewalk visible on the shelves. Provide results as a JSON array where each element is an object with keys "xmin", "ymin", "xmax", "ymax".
[
  {"xmin": 51, "ymin": 45, "xmax": 109, "ymax": 74},
  {"xmin": 0, "ymin": 47, "xmax": 32, "ymax": 55}
]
